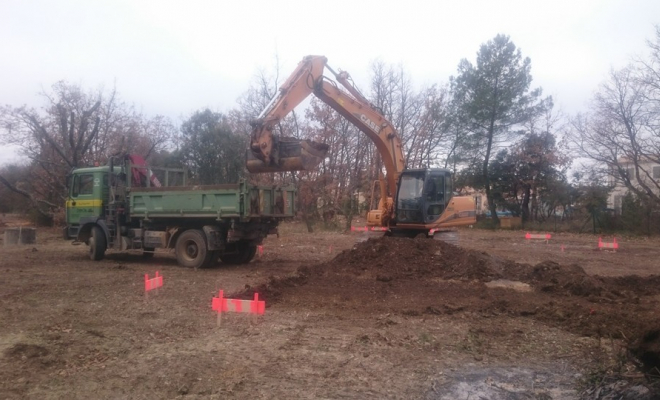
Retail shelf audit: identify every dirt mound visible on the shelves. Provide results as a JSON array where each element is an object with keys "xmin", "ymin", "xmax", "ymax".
[
  {"xmin": 315, "ymin": 236, "xmax": 512, "ymax": 282},
  {"xmin": 605, "ymin": 275, "xmax": 660, "ymax": 297},
  {"xmin": 235, "ymin": 236, "xmax": 660, "ymax": 375},
  {"xmin": 238, "ymin": 237, "xmax": 508, "ymax": 301},
  {"xmin": 528, "ymin": 261, "xmax": 608, "ymax": 297},
  {"xmin": 631, "ymin": 329, "xmax": 660, "ymax": 373},
  {"xmin": 248, "ymin": 237, "xmax": 647, "ymax": 300},
  {"xmin": 239, "ymin": 270, "xmax": 309, "ymax": 303}
]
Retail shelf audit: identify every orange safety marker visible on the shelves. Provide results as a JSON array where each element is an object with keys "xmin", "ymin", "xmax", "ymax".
[
  {"xmin": 257, "ymin": 245, "xmax": 264, "ymax": 258},
  {"xmin": 212, "ymin": 290, "xmax": 265, "ymax": 325},
  {"xmin": 370, "ymin": 227, "xmax": 387, "ymax": 231},
  {"xmin": 144, "ymin": 271, "xmax": 163, "ymax": 292},
  {"xmin": 350, "ymin": 226, "xmax": 369, "ymax": 232},
  {"xmin": 525, "ymin": 232, "xmax": 551, "ymax": 243},
  {"xmin": 598, "ymin": 237, "xmax": 619, "ymax": 252}
]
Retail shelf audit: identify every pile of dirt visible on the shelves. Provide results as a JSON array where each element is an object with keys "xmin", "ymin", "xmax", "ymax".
[
  {"xmin": 246, "ymin": 236, "xmax": 652, "ymax": 299},
  {"xmin": 631, "ymin": 330, "xmax": 660, "ymax": 373},
  {"xmin": 605, "ymin": 275, "xmax": 660, "ymax": 297},
  {"xmin": 236, "ymin": 236, "xmax": 660, "ymax": 373},
  {"xmin": 323, "ymin": 236, "xmax": 507, "ymax": 281},
  {"xmin": 528, "ymin": 261, "xmax": 608, "ymax": 297}
]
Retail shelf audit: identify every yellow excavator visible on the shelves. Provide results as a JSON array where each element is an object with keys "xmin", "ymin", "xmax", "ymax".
[{"xmin": 247, "ymin": 55, "xmax": 476, "ymax": 237}]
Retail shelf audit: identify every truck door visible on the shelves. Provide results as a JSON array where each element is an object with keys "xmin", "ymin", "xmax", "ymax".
[{"xmin": 66, "ymin": 172, "xmax": 101, "ymax": 226}]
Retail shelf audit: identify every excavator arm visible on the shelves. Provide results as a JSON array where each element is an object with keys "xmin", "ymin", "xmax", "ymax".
[
  {"xmin": 248, "ymin": 56, "xmax": 406, "ymax": 224},
  {"xmin": 248, "ymin": 56, "xmax": 329, "ymax": 171},
  {"xmin": 249, "ymin": 55, "xmax": 406, "ymax": 177}
]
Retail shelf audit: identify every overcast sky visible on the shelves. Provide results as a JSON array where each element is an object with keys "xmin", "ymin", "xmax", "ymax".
[{"xmin": 1, "ymin": 0, "xmax": 659, "ymax": 165}]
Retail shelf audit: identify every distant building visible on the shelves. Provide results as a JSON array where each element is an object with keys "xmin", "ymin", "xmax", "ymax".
[
  {"xmin": 608, "ymin": 158, "xmax": 660, "ymax": 213},
  {"xmin": 458, "ymin": 187, "xmax": 490, "ymax": 215}
]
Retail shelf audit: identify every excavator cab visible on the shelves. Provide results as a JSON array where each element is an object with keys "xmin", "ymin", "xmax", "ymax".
[{"xmin": 395, "ymin": 169, "xmax": 451, "ymax": 224}]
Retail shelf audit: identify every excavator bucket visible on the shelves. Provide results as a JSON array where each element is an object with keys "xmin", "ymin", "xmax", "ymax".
[{"xmin": 246, "ymin": 137, "xmax": 329, "ymax": 173}]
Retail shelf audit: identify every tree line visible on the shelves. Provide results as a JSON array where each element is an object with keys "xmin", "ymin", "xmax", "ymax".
[{"xmin": 2, "ymin": 29, "xmax": 660, "ymax": 234}]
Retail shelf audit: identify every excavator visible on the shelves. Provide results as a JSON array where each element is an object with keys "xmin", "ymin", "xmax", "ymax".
[{"xmin": 247, "ymin": 55, "xmax": 476, "ymax": 237}]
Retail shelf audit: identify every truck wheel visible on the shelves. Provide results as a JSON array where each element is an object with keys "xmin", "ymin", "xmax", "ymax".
[
  {"xmin": 89, "ymin": 226, "xmax": 107, "ymax": 261},
  {"xmin": 220, "ymin": 242, "xmax": 257, "ymax": 265},
  {"xmin": 175, "ymin": 229, "xmax": 213, "ymax": 268}
]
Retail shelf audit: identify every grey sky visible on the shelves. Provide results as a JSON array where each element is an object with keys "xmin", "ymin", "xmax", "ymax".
[{"xmin": 1, "ymin": 0, "xmax": 659, "ymax": 165}]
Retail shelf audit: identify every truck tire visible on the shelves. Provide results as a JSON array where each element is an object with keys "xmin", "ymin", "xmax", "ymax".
[
  {"xmin": 89, "ymin": 225, "xmax": 107, "ymax": 261},
  {"xmin": 175, "ymin": 229, "xmax": 214, "ymax": 269},
  {"xmin": 220, "ymin": 242, "xmax": 257, "ymax": 265}
]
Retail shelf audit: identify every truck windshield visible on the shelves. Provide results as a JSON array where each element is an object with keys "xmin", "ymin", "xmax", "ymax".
[{"xmin": 397, "ymin": 173, "xmax": 425, "ymax": 222}]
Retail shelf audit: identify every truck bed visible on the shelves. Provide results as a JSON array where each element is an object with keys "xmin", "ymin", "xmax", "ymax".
[{"xmin": 128, "ymin": 181, "xmax": 295, "ymax": 220}]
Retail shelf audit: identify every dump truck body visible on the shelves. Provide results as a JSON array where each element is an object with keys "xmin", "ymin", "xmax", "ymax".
[{"xmin": 128, "ymin": 182, "xmax": 295, "ymax": 220}]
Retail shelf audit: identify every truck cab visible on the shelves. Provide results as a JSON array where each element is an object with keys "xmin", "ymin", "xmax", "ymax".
[{"xmin": 65, "ymin": 166, "xmax": 111, "ymax": 239}]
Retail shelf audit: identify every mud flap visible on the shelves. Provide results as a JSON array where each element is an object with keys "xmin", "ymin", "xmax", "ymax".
[{"xmin": 246, "ymin": 137, "xmax": 329, "ymax": 173}]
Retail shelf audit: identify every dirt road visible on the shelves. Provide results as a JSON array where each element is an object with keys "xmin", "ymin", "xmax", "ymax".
[{"xmin": 1, "ymin": 219, "xmax": 658, "ymax": 399}]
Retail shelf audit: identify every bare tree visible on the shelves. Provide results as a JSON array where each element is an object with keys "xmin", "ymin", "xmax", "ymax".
[
  {"xmin": 0, "ymin": 81, "xmax": 173, "ymax": 220},
  {"xmin": 569, "ymin": 27, "xmax": 660, "ymax": 211}
]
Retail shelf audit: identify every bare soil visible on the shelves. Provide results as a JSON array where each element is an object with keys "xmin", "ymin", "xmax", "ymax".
[{"xmin": 1, "ymin": 215, "xmax": 659, "ymax": 399}]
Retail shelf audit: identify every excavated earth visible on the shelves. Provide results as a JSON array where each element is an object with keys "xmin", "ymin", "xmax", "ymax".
[
  {"xmin": 2, "ymin": 218, "xmax": 660, "ymax": 399},
  {"xmin": 238, "ymin": 236, "xmax": 660, "ymax": 398}
]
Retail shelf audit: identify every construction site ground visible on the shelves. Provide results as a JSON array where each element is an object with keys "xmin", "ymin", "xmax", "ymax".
[{"xmin": 1, "ymin": 215, "xmax": 659, "ymax": 399}]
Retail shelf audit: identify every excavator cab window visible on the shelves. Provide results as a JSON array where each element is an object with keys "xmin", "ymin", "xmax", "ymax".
[
  {"xmin": 424, "ymin": 172, "xmax": 448, "ymax": 221},
  {"xmin": 396, "ymin": 172, "xmax": 425, "ymax": 223}
]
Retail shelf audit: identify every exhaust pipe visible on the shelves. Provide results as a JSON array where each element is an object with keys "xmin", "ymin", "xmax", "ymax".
[{"xmin": 246, "ymin": 137, "xmax": 329, "ymax": 173}]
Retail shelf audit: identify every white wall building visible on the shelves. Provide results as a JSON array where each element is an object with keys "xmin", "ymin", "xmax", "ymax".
[{"xmin": 608, "ymin": 159, "xmax": 660, "ymax": 213}]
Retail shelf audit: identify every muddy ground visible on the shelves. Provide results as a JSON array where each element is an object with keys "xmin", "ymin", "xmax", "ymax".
[{"xmin": 1, "ymin": 215, "xmax": 659, "ymax": 399}]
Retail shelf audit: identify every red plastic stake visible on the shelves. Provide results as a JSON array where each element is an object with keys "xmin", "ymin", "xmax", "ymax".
[
  {"xmin": 212, "ymin": 290, "xmax": 224, "ymax": 311},
  {"xmin": 144, "ymin": 271, "xmax": 163, "ymax": 292},
  {"xmin": 598, "ymin": 237, "xmax": 619, "ymax": 252},
  {"xmin": 212, "ymin": 290, "xmax": 265, "ymax": 326},
  {"xmin": 525, "ymin": 232, "xmax": 551, "ymax": 244},
  {"xmin": 212, "ymin": 290, "xmax": 224, "ymax": 326}
]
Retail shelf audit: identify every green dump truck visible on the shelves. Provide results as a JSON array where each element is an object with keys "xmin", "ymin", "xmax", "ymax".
[{"xmin": 64, "ymin": 155, "xmax": 295, "ymax": 268}]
